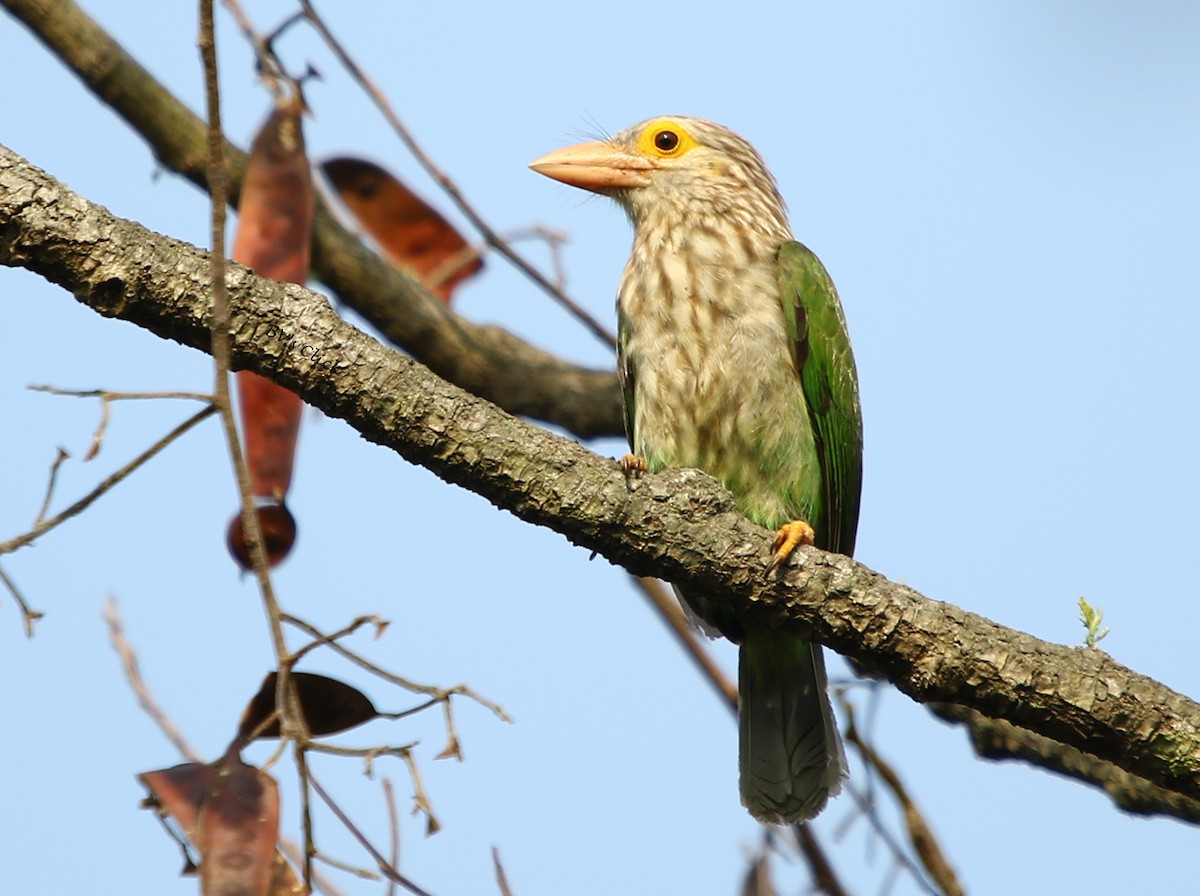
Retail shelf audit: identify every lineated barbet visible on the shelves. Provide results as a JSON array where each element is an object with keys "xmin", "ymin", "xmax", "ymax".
[{"xmin": 530, "ymin": 116, "xmax": 862, "ymax": 823}]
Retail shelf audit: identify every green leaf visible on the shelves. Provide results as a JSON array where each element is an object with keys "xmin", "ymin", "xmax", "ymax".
[{"xmin": 1077, "ymin": 596, "xmax": 1110, "ymax": 648}]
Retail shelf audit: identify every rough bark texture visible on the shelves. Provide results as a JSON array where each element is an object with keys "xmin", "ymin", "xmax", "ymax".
[
  {"xmin": 3, "ymin": 144, "xmax": 1199, "ymax": 811},
  {"xmin": 930, "ymin": 703, "xmax": 1200, "ymax": 823},
  {"xmin": 1, "ymin": 0, "xmax": 624, "ymax": 440}
]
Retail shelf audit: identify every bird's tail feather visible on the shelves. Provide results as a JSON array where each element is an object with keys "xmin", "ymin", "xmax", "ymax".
[{"xmin": 738, "ymin": 624, "xmax": 847, "ymax": 823}]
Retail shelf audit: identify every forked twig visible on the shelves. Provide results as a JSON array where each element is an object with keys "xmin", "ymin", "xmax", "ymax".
[
  {"xmin": 0, "ymin": 564, "xmax": 43, "ymax": 637},
  {"xmin": 0, "ymin": 404, "xmax": 217, "ymax": 556},
  {"xmin": 34, "ymin": 447, "xmax": 69, "ymax": 525},
  {"xmin": 283, "ymin": 612, "xmax": 512, "ymax": 723}
]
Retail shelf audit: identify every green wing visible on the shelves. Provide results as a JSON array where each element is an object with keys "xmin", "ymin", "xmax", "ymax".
[
  {"xmin": 777, "ymin": 241, "xmax": 863, "ymax": 556},
  {"xmin": 616, "ymin": 315, "xmax": 637, "ymax": 451}
]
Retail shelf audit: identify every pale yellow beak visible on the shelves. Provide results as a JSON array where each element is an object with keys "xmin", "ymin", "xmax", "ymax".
[{"xmin": 529, "ymin": 140, "xmax": 656, "ymax": 192}]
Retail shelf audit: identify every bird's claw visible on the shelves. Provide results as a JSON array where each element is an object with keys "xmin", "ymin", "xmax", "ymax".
[
  {"xmin": 619, "ymin": 453, "xmax": 647, "ymax": 491},
  {"xmin": 766, "ymin": 520, "xmax": 816, "ymax": 576}
]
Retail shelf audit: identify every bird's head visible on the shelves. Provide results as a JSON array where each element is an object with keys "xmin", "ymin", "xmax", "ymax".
[{"xmin": 530, "ymin": 116, "xmax": 789, "ymax": 238}]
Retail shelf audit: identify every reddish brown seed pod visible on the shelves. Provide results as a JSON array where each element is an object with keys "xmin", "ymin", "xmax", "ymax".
[
  {"xmin": 225, "ymin": 504, "xmax": 297, "ymax": 571},
  {"xmin": 322, "ymin": 156, "xmax": 482, "ymax": 303},
  {"xmin": 227, "ymin": 90, "xmax": 314, "ymax": 570}
]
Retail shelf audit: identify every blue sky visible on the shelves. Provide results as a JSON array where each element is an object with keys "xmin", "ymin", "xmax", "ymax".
[{"xmin": 2, "ymin": 2, "xmax": 1197, "ymax": 894}]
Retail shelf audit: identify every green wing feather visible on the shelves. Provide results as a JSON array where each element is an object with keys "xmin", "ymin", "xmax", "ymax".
[
  {"xmin": 616, "ymin": 316, "xmax": 638, "ymax": 450},
  {"xmin": 777, "ymin": 241, "xmax": 863, "ymax": 556}
]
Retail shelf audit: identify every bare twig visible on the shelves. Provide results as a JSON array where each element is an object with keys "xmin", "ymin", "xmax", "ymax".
[
  {"xmin": 793, "ymin": 824, "xmax": 851, "ymax": 896},
  {"xmin": 838, "ymin": 781, "xmax": 940, "ymax": 896},
  {"xmin": 0, "ymin": 404, "xmax": 217, "ymax": 556},
  {"xmin": 306, "ymin": 742, "xmax": 419, "ymax": 764},
  {"xmin": 282, "ymin": 839, "xmax": 354, "ymax": 896},
  {"xmin": 929, "ymin": 702, "xmax": 1200, "ymax": 823},
  {"xmin": 632, "ymin": 576, "xmax": 737, "ymax": 709},
  {"xmin": 220, "ymin": 0, "xmax": 288, "ymax": 86},
  {"xmin": 630, "ymin": 577, "xmax": 858, "ymax": 894},
  {"xmin": 199, "ymin": 0, "xmax": 296, "ymax": 753},
  {"xmin": 0, "ymin": 564, "xmax": 43, "ymax": 637},
  {"xmin": 308, "ymin": 771, "xmax": 437, "ymax": 896},
  {"xmin": 289, "ymin": 614, "xmax": 388, "ymax": 665},
  {"xmin": 739, "ymin": 845, "xmax": 777, "ymax": 896},
  {"xmin": 33, "ymin": 446, "xmax": 69, "ymax": 526},
  {"xmin": 26, "ymin": 386, "xmax": 216, "ymax": 467},
  {"xmin": 105, "ymin": 597, "xmax": 202, "ymax": 762},
  {"xmin": 295, "ymin": 739, "xmax": 316, "ymax": 886},
  {"xmin": 85, "ymin": 397, "xmax": 109, "ymax": 459},
  {"xmin": 400, "ymin": 751, "xmax": 440, "ymax": 836},
  {"xmin": 434, "ymin": 699, "xmax": 462, "ymax": 762},
  {"xmin": 283, "ymin": 612, "xmax": 512, "ymax": 723},
  {"xmin": 383, "ymin": 778, "xmax": 400, "ymax": 896},
  {"xmin": 27, "ymin": 386, "xmax": 215, "ymax": 402},
  {"xmin": 492, "ymin": 848, "xmax": 515, "ymax": 896},
  {"xmin": 422, "ymin": 226, "xmax": 570, "ymax": 297},
  {"xmin": 312, "ymin": 850, "xmax": 379, "ymax": 881},
  {"xmin": 842, "ymin": 703, "xmax": 962, "ymax": 896},
  {"xmin": 199, "ymin": 18, "xmax": 314, "ymax": 896},
  {"xmin": 298, "ymin": 0, "xmax": 616, "ymax": 350}
]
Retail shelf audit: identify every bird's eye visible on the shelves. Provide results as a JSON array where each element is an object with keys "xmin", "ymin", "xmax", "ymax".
[{"xmin": 653, "ymin": 130, "xmax": 680, "ymax": 153}]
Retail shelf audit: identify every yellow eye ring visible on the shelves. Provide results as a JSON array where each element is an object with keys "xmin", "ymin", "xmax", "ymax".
[{"xmin": 636, "ymin": 118, "xmax": 699, "ymax": 158}]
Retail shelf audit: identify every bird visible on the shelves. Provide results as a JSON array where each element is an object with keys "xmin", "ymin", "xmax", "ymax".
[{"xmin": 530, "ymin": 116, "xmax": 862, "ymax": 823}]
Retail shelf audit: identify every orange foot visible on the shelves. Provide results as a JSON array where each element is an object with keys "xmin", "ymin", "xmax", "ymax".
[
  {"xmin": 619, "ymin": 453, "xmax": 647, "ymax": 491},
  {"xmin": 766, "ymin": 520, "xmax": 816, "ymax": 576}
]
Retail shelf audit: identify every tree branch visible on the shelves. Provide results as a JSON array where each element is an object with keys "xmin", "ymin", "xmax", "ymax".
[
  {"xmin": 930, "ymin": 702, "xmax": 1200, "ymax": 824},
  {"xmin": 1, "ymin": 0, "xmax": 624, "ymax": 440},
  {"xmin": 3, "ymin": 144, "xmax": 1199, "ymax": 813}
]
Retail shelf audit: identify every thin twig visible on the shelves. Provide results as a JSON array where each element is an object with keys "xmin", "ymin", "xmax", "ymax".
[
  {"xmin": 27, "ymin": 385, "xmax": 215, "ymax": 402},
  {"xmin": 422, "ymin": 226, "xmax": 569, "ymax": 297},
  {"xmin": 283, "ymin": 612, "xmax": 512, "ymax": 722},
  {"xmin": 199, "ymin": 0, "xmax": 294, "ymax": 750},
  {"xmin": 307, "ymin": 742, "xmax": 419, "ymax": 763},
  {"xmin": 85, "ymin": 395, "xmax": 110, "ymax": 459},
  {"xmin": 298, "ymin": 0, "xmax": 616, "ymax": 350},
  {"xmin": 793, "ymin": 824, "xmax": 852, "ymax": 896},
  {"xmin": 632, "ymin": 576, "xmax": 858, "ymax": 894},
  {"xmin": 0, "ymin": 405, "xmax": 217, "ymax": 556},
  {"xmin": 434, "ymin": 699, "xmax": 462, "ymax": 762},
  {"xmin": 838, "ymin": 782, "xmax": 941, "ymax": 896},
  {"xmin": 289, "ymin": 614, "xmax": 388, "ymax": 665},
  {"xmin": 33, "ymin": 446, "xmax": 69, "ymax": 526},
  {"xmin": 843, "ymin": 704, "xmax": 963, "ymax": 896},
  {"xmin": 632, "ymin": 576, "xmax": 737, "ymax": 709},
  {"xmin": 383, "ymin": 778, "xmax": 400, "ymax": 896},
  {"xmin": 312, "ymin": 851, "xmax": 380, "ymax": 881},
  {"xmin": 105, "ymin": 597, "xmax": 202, "ymax": 762},
  {"xmin": 199, "ymin": 18, "xmax": 312, "ymax": 895},
  {"xmin": 492, "ymin": 848, "xmax": 515, "ymax": 896},
  {"xmin": 0, "ymin": 564, "xmax": 43, "ymax": 637},
  {"xmin": 27, "ymin": 385, "xmax": 215, "ymax": 466},
  {"xmin": 295, "ymin": 740, "xmax": 316, "ymax": 886},
  {"xmin": 400, "ymin": 751, "xmax": 440, "ymax": 836},
  {"xmin": 308, "ymin": 771, "xmax": 437, "ymax": 896},
  {"xmin": 219, "ymin": 0, "xmax": 287, "ymax": 86},
  {"xmin": 282, "ymin": 839, "xmax": 354, "ymax": 896}
]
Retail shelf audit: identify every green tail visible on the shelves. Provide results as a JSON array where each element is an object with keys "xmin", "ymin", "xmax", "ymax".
[{"xmin": 738, "ymin": 624, "xmax": 847, "ymax": 823}]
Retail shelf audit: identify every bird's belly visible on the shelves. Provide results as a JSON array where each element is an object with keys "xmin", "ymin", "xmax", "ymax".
[{"xmin": 627, "ymin": 321, "xmax": 820, "ymax": 530}]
